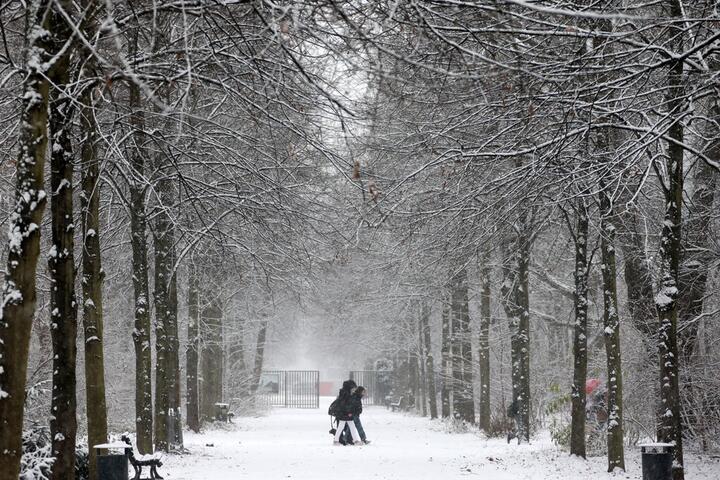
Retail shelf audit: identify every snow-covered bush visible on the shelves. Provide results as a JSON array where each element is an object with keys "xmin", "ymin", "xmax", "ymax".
[
  {"xmin": 74, "ymin": 444, "xmax": 89, "ymax": 480},
  {"xmin": 544, "ymin": 384, "xmax": 571, "ymax": 448},
  {"xmin": 483, "ymin": 414, "xmax": 514, "ymax": 438},
  {"xmin": 439, "ymin": 416, "xmax": 471, "ymax": 434},
  {"xmin": 20, "ymin": 427, "xmax": 91, "ymax": 480},
  {"xmin": 20, "ymin": 428, "xmax": 53, "ymax": 480}
]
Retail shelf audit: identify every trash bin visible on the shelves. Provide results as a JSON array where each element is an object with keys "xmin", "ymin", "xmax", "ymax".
[
  {"xmin": 94, "ymin": 442, "xmax": 131, "ymax": 480},
  {"xmin": 214, "ymin": 402, "xmax": 229, "ymax": 422},
  {"xmin": 640, "ymin": 443, "xmax": 673, "ymax": 480}
]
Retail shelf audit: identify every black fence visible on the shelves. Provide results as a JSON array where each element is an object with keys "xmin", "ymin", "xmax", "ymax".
[
  {"xmin": 259, "ymin": 370, "xmax": 319, "ymax": 408},
  {"xmin": 349, "ymin": 370, "xmax": 393, "ymax": 406}
]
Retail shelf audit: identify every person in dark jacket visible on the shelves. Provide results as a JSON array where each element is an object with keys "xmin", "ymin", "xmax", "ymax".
[
  {"xmin": 342, "ymin": 386, "xmax": 370, "ymax": 445},
  {"xmin": 333, "ymin": 380, "xmax": 362, "ymax": 445}
]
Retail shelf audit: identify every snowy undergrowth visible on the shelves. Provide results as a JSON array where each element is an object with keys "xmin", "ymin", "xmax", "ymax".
[{"xmin": 20, "ymin": 428, "xmax": 53, "ymax": 480}]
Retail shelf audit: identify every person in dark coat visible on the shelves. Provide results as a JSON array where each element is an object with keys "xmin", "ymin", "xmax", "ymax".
[
  {"xmin": 333, "ymin": 380, "xmax": 362, "ymax": 445},
  {"xmin": 342, "ymin": 386, "xmax": 369, "ymax": 444}
]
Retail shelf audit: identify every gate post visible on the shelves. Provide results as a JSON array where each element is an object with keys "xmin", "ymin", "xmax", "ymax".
[{"xmin": 284, "ymin": 371, "xmax": 288, "ymax": 408}]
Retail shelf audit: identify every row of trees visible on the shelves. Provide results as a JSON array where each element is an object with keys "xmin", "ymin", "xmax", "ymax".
[
  {"xmin": 0, "ymin": 1, "xmax": 350, "ymax": 479},
  {"xmin": 316, "ymin": 3, "xmax": 718, "ymax": 480},
  {"xmin": 0, "ymin": 2, "xmax": 718, "ymax": 480}
]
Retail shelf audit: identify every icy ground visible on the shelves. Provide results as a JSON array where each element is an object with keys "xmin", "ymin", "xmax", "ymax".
[{"xmin": 163, "ymin": 397, "xmax": 720, "ymax": 480}]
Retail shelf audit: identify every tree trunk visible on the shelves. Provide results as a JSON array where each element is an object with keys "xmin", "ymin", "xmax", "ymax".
[
  {"xmin": 152, "ymin": 165, "xmax": 175, "ymax": 452},
  {"xmin": 200, "ymin": 300, "xmax": 224, "ymax": 422},
  {"xmin": 618, "ymin": 209, "xmax": 656, "ymax": 338},
  {"xmin": 501, "ymin": 222, "xmax": 532, "ymax": 443},
  {"xmin": 128, "ymin": 51, "xmax": 153, "ymax": 454},
  {"xmin": 186, "ymin": 262, "xmax": 200, "ymax": 432},
  {"xmin": 418, "ymin": 313, "xmax": 427, "ymax": 417},
  {"xmin": 451, "ymin": 267, "xmax": 474, "ymax": 424},
  {"xmin": 440, "ymin": 294, "xmax": 451, "ymax": 418},
  {"xmin": 676, "ymin": 109, "xmax": 719, "ymax": 446},
  {"xmin": 517, "ymin": 231, "xmax": 531, "ymax": 443},
  {"xmin": 656, "ymin": 4, "xmax": 685, "ymax": 477},
  {"xmin": 168, "ymin": 252, "xmax": 182, "ymax": 448},
  {"xmin": 421, "ymin": 302, "xmax": 438, "ymax": 419},
  {"xmin": 599, "ymin": 183, "xmax": 625, "ymax": 472},
  {"xmin": 677, "ymin": 158, "xmax": 717, "ymax": 360},
  {"xmin": 80, "ymin": 85, "xmax": 109, "ymax": 479},
  {"xmin": 478, "ymin": 252, "xmax": 492, "ymax": 433},
  {"xmin": 47, "ymin": 5, "xmax": 79, "ymax": 477},
  {"xmin": 227, "ymin": 315, "xmax": 248, "ymax": 398},
  {"xmin": 570, "ymin": 198, "xmax": 589, "ymax": 458},
  {"xmin": 0, "ymin": 3, "xmax": 52, "ymax": 477},
  {"xmin": 250, "ymin": 319, "xmax": 267, "ymax": 397}
]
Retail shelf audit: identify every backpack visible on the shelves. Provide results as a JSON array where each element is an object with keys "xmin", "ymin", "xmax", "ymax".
[
  {"xmin": 328, "ymin": 398, "xmax": 339, "ymax": 417},
  {"xmin": 328, "ymin": 393, "xmax": 350, "ymax": 417}
]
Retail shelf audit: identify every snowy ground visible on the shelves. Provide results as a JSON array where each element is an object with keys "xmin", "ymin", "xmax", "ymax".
[{"xmin": 162, "ymin": 397, "xmax": 720, "ymax": 480}]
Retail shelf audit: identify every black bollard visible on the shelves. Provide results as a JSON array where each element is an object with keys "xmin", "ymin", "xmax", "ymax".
[{"xmin": 640, "ymin": 443, "xmax": 673, "ymax": 480}]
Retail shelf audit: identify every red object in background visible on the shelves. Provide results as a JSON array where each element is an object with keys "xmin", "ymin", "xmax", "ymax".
[
  {"xmin": 319, "ymin": 382, "xmax": 335, "ymax": 396},
  {"xmin": 585, "ymin": 378, "xmax": 601, "ymax": 394}
]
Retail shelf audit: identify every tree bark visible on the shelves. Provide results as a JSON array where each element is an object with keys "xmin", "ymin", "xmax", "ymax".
[
  {"xmin": 478, "ymin": 252, "xmax": 492, "ymax": 433},
  {"xmin": 617, "ymin": 209, "xmax": 656, "ymax": 338},
  {"xmin": 80, "ymin": 86, "xmax": 109, "ymax": 479},
  {"xmin": 517, "ymin": 231, "xmax": 531, "ymax": 443},
  {"xmin": 200, "ymin": 300, "xmax": 224, "ymax": 421},
  {"xmin": 409, "ymin": 346, "xmax": 419, "ymax": 410},
  {"xmin": 451, "ymin": 267, "xmax": 474, "ymax": 424},
  {"xmin": 676, "ymin": 110, "xmax": 718, "ymax": 446},
  {"xmin": 250, "ymin": 319, "xmax": 267, "ymax": 397},
  {"xmin": 677, "ymin": 157, "xmax": 717, "ymax": 360},
  {"xmin": 168, "ymin": 251, "xmax": 182, "ymax": 447},
  {"xmin": 186, "ymin": 261, "xmax": 200, "ymax": 432},
  {"xmin": 0, "ymin": 3, "xmax": 52, "ymax": 477},
  {"xmin": 227, "ymin": 315, "xmax": 248, "ymax": 399},
  {"xmin": 78, "ymin": 3, "xmax": 108, "ymax": 474},
  {"xmin": 570, "ymin": 198, "xmax": 590, "ymax": 458},
  {"xmin": 501, "ymin": 221, "xmax": 532, "ymax": 443},
  {"xmin": 152, "ymin": 163, "xmax": 176, "ymax": 452},
  {"xmin": 421, "ymin": 302, "xmax": 438, "ymax": 419},
  {"xmin": 440, "ymin": 294, "xmax": 451, "ymax": 418},
  {"xmin": 47, "ymin": 4, "xmax": 79, "ymax": 477},
  {"xmin": 599, "ymin": 182, "xmax": 625, "ymax": 472},
  {"xmin": 655, "ymin": 4, "xmax": 686, "ymax": 477},
  {"xmin": 128, "ymin": 48, "xmax": 153, "ymax": 455},
  {"xmin": 418, "ymin": 312, "xmax": 427, "ymax": 417}
]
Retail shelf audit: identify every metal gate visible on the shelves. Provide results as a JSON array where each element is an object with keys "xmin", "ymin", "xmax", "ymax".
[
  {"xmin": 259, "ymin": 370, "xmax": 319, "ymax": 408},
  {"xmin": 349, "ymin": 370, "xmax": 393, "ymax": 406}
]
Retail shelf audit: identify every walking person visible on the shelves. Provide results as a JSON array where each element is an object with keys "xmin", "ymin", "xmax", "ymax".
[
  {"xmin": 331, "ymin": 380, "xmax": 362, "ymax": 446},
  {"xmin": 343, "ymin": 385, "xmax": 370, "ymax": 445}
]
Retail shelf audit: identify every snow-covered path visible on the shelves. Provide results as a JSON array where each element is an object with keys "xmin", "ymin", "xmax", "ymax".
[{"xmin": 163, "ymin": 398, "xmax": 720, "ymax": 480}]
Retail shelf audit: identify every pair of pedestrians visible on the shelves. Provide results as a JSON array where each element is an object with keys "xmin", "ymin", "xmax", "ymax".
[{"xmin": 330, "ymin": 380, "xmax": 370, "ymax": 445}]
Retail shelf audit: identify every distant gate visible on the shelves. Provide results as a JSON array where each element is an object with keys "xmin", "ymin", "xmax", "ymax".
[
  {"xmin": 349, "ymin": 370, "xmax": 393, "ymax": 406},
  {"xmin": 259, "ymin": 370, "xmax": 319, "ymax": 408}
]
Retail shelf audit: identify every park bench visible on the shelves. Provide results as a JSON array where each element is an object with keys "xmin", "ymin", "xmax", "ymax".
[
  {"xmin": 389, "ymin": 396, "xmax": 405, "ymax": 412},
  {"xmin": 121, "ymin": 435, "xmax": 164, "ymax": 480}
]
